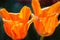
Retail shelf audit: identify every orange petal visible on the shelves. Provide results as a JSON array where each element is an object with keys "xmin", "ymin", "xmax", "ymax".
[
  {"xmin": 19, "ymin": 6, "xmax": 31, "ymax": 22},
  {"xmin": 39, "ymin": 7, "xmax": 50, "ymax": 18},
  {"xmin": 9, "ymin": 14, "xmax": 20, "ymax": 21},
  {"xmin": 34, "ymin": 14, "xmax": 59, "ymax": 36},
  {"xmin": 11, "ymin": 22, "xmax": 27, "ymax": 39},
  {"xmin": 0, "ymin": 8, "xmax": 12, "ymax": 20},
  {"xmin": 47, "ymin": 1, "xmax": 60, "ymax": 16},
  {"xmin": 32, "ymin": 0, "xmax": 42, "ymax": 16},
  {"xmin": 9, "ymin": 13, "xmax": 24, "ymax": 23},
  {"xmin": 44, "ymin": 15, "xmax": 59, "ymax": 36},
  {"xmin": 4, "ymin": 20, "xmax": 14, "ymax": 38},
  {"xmin": 9, "ymin": 14, "xmax": 18, "ymax": 21}
]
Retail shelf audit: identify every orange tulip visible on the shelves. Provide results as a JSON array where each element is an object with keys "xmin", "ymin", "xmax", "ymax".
[
  {"xmin": 0, "ymin": 6, "xmax": 32, "ymax": 40},
  {"xmin": 32, "ymin": 0, "xmax": 60, "ymax": 37}
]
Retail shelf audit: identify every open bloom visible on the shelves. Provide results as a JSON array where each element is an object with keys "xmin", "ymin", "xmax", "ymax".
[
  {"xmin": 0, "ymin": 6, "xmax": 32, "ymax": 40},
  {"xmin": 32, "ymin": 0, "xmax": 60, "ymax": 37}
]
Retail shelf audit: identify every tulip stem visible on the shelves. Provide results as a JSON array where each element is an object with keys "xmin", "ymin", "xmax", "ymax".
[{"xmin": 40, "ymin": 36, "xmax": 44, "ymax": 40}]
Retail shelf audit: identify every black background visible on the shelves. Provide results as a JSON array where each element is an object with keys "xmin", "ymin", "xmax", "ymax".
[{"xmin": 0, "ymin": 0, "xmax": 60, "ymax": 40}]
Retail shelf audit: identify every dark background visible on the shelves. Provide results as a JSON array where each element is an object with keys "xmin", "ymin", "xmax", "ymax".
[{"xmin": 0, "ymin": 0, "xmax": 60, "ymax": 40}]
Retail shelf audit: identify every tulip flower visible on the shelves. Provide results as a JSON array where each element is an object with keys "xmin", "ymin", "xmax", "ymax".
[
  {"xmin": 32, "ymin": 0, "xmax": 60, "ymax": 40},
  {"xmin": 0, "ymin": 6, "xmax": 32, "ymax": 40}
]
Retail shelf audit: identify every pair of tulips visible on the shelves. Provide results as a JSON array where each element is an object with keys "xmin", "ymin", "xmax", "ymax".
[{"xmin": 0, "ymin": 0, "xmax": 60, "ymax": 40}]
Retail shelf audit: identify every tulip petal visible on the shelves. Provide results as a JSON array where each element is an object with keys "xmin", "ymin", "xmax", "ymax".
[
  {"xmin": 19, "ymin": 6, "xmax": 31, "ymax": 22},
  {"xmin": 32, "ymin": 0, "xmax": 42, "ymax": 16},
  {"xmin": 4, "ymin": 19, "xmax": 14, "ymax": 38},
  {"xmin": 9, "ymin": 14, "xmax": 23, "ymax": 22},
  {"xmin": 0, "ymin": 8, "xmax": 12, "ymax": 20},
  {"xmin": 45, "ymin": 15, "xmax": 59, "ymax": 36},
  {"xmin": 47, "ymin": 2, "xmax": 60, "ymax": 16}
]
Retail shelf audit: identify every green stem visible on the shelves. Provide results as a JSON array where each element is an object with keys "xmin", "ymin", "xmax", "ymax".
[{"xmin": 40, "ymin": 36, "xmax": 44, "ymax": 40}]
